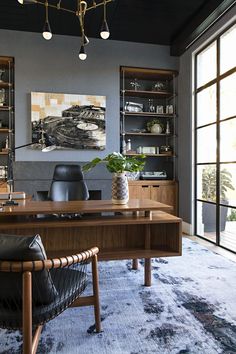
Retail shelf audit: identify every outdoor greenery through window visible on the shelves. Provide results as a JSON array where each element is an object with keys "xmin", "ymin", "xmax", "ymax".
[{"xmin": 194, "ymin": 23, "xmax": 236, "ymax": 252}]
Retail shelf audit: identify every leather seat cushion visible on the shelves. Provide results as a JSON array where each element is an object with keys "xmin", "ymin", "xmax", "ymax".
[
  {"xmin": 0, "ymin": 268, "xmax": 87, "ymax": 329},
  {"xmin": 0, "ymin": 234, "xmax": 58, "ymax": 305}
]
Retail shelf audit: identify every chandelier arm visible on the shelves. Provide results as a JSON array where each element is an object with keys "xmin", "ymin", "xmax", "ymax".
[
  {"xmin": 56, "ymin": 0, "xmax": 62, "ymax": 10},
  {"xmin": 103, "ymin": 0, "xmax": 106, "ymax": 19},
  {"xmin": 77, "ymin": 2, "xmax": 85, "ymax": 41},
  {"xmin": 82, "ymin": 0, "xmax": 112, "ymax": 13},
  {"xmin": 31, "ymin": 0, "xmax": 112, "ymax": 15},
  {"xmin": 45, "ymin": 0, "xmax": 49, "ymax": 22}
]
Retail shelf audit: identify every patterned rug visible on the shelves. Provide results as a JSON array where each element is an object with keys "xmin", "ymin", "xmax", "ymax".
[{"xmin": 1, "ymin": 238, "xmax": 236, "ymax": 354}]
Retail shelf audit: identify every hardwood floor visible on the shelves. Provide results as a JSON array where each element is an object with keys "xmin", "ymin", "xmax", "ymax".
[{"xmin": 184, "ymin": 235, "xmax": 236, "ymax": 263}]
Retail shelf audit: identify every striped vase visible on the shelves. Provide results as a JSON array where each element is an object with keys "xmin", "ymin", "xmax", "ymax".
[{"xmin": 111, "ymin": 173, "xmax": 129, "ymax": 204}]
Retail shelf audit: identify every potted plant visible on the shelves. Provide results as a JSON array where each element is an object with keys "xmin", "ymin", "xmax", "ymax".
[
  {"xmin": 202, "ymin": 166, "xmax": 234, "ymax": 232},
  {"xmin": 83, "ymin": 152, "xmax": 146, "ymax": 204},
  {"xmin": 146, "ymin": 119, "xmax": 163, "ymax": 134}
]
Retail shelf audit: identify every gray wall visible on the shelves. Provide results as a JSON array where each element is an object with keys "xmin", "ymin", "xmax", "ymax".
[
  {"xmin": 2, "ymin": 6, "xmax": 235, "ymax": 222},
  {"xmin": 0, "ymin": 29, "xmax": 180, "ymax": 201},
  {"xmin": 0, "ymin": 29, "xmax": 178, "ymax": 162},
  {"xmin": 178, "ymin": 5, "xmax": 236, "ymax": 225}
]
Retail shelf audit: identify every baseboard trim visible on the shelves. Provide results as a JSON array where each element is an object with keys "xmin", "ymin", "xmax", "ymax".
[{"xmin": 182, "ymin": 221, "xmax": 194, "ymax": 236}]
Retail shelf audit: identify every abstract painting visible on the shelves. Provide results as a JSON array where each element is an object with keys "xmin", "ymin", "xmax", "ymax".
[{"xmin": 31, "ymin": 92, "xmax": 106, "ymax": 150}]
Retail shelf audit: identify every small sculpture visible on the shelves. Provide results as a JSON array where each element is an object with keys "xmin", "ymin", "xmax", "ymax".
[
  {"xmin": 0, "ymin": 89, "xmax": 5, "ymax": 106},
  {"xmin": 0, "ymin": 69, "xmax": 5, "ymax": 82},
  {"xmin": 129, "ymin": 78, "xmax": 140, "ymax": 91},
  {"xmin": 148, "ymin": 99, "xmax": 155, "ymax": 112},
  {"xmin": 152, "ymin": 80, "xmax": 168, "ymax": 92}
]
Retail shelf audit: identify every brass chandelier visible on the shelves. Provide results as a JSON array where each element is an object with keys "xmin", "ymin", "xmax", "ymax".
[{"xmin": 17, "ymin": 0, "xmax": 113, "ymax": 60}]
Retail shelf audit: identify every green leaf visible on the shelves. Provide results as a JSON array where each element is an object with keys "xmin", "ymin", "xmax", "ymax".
[{"xmin": 82, "ymin": 152, "xmax": 146, "ymax": 174}]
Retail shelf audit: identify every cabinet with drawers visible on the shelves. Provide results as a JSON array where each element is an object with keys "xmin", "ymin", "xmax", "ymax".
[{"xmin": 128, "ymin": 180, "xmax": 178, "ymax": 215}]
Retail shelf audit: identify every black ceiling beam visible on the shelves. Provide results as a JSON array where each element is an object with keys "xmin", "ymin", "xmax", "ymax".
[{"xmin": 170, "ymin": 0, "xmax": 236, "ymax": 56}]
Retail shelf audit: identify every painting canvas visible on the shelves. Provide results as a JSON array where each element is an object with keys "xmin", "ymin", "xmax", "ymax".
[{"xmin": 31, "ymin": 92, "xmax": 106, "ymax": 150}]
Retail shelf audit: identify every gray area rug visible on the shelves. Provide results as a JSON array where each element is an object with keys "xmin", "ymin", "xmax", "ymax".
[{"xmin": 1, "ymin": 238, "xmax": 236, "ymax": 354}]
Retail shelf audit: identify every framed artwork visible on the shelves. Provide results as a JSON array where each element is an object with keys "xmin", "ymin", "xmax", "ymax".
[{"xmin": 31, "ymin": 92, "xmax": 106, "ymax": 150}]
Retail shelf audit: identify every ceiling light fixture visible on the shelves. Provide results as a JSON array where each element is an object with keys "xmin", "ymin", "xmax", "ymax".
[
  {"xmin": 100, "ymin": 0, "xmax": 110, "ymax": 39},
  {"xmin": 17, "ymin": 0, "xmax": 113, "ymax": 60},
  {"xmin": 79, "ymin": 45, "xmax": 87, "ymax": 60},
  {"xmin": 42, "ymin": 1, "xmax": 52, "ymax": 40}
]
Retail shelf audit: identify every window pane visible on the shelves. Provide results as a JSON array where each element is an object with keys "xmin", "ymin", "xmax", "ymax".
[
  {"xmin": 220, "ymin": 164, "xmax": 236, "ymax": 206},
  {"xmin": 220, "ymin": 118, "xmax": 236, "ymax": 162},
  {"xmin": 220, "ymin": 207, "xmax": 236, "ymax": 252},
  {"xmin": 197, "ymin": 125, "xmax": 216, "ymax": 163},
  {"xmin": 220, "ymin": 24, "xmax": 236, "ymax": 74},
  {"xmin": 197, "ymin": 201, "xmax": 216, "ymax": 242},
  {"xmin": 197, "ymin": 41, "xmax": 217, "ymax": 88},
  {"xmin": 196, "ymin": 84, "xmax": 216, "ymax": 126},
  {"xmin": 197, "ymin": 165, "xmax": 216, "ymax": 202},
  {"xmin": 220, "ymin": 72, "xmax": 236, "ymax": 120}
]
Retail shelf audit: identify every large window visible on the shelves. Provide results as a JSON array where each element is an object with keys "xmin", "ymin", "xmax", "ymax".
[{"xmin": 194, "ymin": 23, "xmax": 236, "ymax": 252}]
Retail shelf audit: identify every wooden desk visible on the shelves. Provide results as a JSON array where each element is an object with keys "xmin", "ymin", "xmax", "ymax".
[{"xmin": 0, "ymin": 199, "xmax": 182, "ymax": 286}]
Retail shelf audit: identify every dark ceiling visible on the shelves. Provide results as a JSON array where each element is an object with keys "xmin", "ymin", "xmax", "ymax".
[{"xmin": 0, "ymin": 0, "xmax": 235, "ymax": 55}]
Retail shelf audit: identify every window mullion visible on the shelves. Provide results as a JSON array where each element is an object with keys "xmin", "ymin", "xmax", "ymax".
[{"xmin": 216, "ymin": 37, "xmax": 220, "ymax": 246}]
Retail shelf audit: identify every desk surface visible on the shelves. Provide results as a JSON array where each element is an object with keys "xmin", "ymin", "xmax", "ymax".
[{"xmin": 0, "ymin": 199, "xmax": 172, "ymax": 216}]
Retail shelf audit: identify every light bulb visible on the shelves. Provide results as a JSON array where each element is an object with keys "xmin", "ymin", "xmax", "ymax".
[
  {"xmin": 79, "ymin": 45, "xmax": 87, "ymax": 60},
  {"xmin": 18, "ymin": 0, "xmax": 35, "ymax": 3},
  {"xmin": 42, "ymin": 21, "xmax": 52, "ymax": 40},
  {"xmin": 43, "ymin": 31, "xmax": 52, "ymax": 40},
  {"xmin": 100, "ymin": 20, "xmax": 110, "ymax": 40}
]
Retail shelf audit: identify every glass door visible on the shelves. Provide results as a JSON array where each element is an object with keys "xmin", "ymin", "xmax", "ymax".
[{"xmin": 195, "ymin": 23, "xmax": 236, "ymax": 252}]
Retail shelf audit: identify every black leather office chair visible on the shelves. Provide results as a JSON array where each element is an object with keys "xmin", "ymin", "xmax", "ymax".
[
  {"xmin": 49, "ymin": 164, "xmax": 89, "ymax": 201},
  {"xmin": 37, "ymin": 164, "xmax": 89, "ymax": 202}
]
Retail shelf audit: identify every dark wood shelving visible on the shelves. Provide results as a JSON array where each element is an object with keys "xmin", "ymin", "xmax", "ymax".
[
  {"xmin": 121, "ymin": 111, "xmax": 175, "ymax": 118},
  {"xmin": 124, "ymin": 152, "xmax": 175, "ymax": 157},
  {"xmin": 121, "ymin": 67, "xmax": 178, "ymax": 80},
  {"xmin": 120, "ymin": 66, "xmax": 178, "ymax": 213},
  {"xmin": 0, "ymin": 55, "xmax": 14, "ymax": 190},
  {"xmin": 0, "ymin": 57, "xmax": 14, "ymax": 68},
  {"xmin": 0, "ymin": 106, "xmax": 12, "ymax": 111},
  {"xmin": 123, "ymin": 132, "xmax": 174, "ymax": 137},
  {"xmin": 0, "ymin": 82, "xmax": 12, "ymax": 88},
  {"xmin": 122, "ymin": 89, "xmax": 173, "ymax": 98}
]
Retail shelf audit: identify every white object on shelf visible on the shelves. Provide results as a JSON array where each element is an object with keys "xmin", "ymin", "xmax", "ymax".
[
  {"xmin": 126, "ymin": 139, "xmax": 131, "ymax": 151},
  {"xmin": 137, "ymin": 146, "xmax": 142, "ymax": 154},
  {"xmin": 142, "ymin": 146, "xmax": 156, "ymax": 154},
  {"xmin": 122, "ymin": 137, "xmax": 126, "ymax": 154},
  {"xmin": 151, "ymin": 124, "xmax": 162, "ymax": 134},
  {"xmin": 166, "ymin": 121, "xmax": 170, "ymax": 134}
]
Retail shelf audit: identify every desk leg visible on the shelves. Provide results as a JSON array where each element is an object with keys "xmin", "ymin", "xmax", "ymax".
[
  {"xmin": 144, "ymin": 258, "xmax": 151, "ymax": 286},
  {"xmin": 132, "ymin": 211, "xmax": 139, "ymax": 270},
  {"xmin": 132, "ymin": 259, "xmax": 139, "ymax": 270},
  {"xmin": 144, "ymin": 224, "xmax": 151, "ymax": 286}
]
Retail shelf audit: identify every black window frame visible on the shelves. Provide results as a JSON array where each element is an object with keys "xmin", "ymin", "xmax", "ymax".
[{"xmin": 194, "ymin": 21, "xmax": 236, "ymax": 253}]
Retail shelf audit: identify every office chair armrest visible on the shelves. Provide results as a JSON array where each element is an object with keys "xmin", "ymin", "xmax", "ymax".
[{"xmin": 0, "ymin": 247, "xmax": 99, "ymax": 272}]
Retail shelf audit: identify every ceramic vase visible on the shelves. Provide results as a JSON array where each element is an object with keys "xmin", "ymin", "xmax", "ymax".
[
  {"xmin": 111, "ymin": 172, "xmax": 129, "ymax": 204},
  {"xmin": 151, "ymin": 123, "xmax": 162, "ymax": 134}
]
